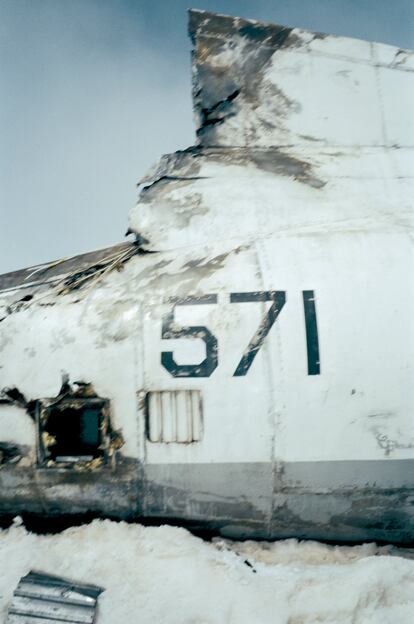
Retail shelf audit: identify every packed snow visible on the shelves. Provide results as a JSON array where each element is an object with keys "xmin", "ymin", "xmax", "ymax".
[{"xmin": 0, "ymin": 518, "xmax": 413, "ymax": 623}]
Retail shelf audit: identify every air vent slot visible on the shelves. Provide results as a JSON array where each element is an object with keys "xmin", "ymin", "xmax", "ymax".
[{"xmin": 146, "ymin": 390, "xmax": 203, "ymax": 443}]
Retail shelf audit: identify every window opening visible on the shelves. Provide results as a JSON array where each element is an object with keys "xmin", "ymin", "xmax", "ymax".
[{"xmin": 37, "ymin": 397, "xmax": 110, "ymax": 467}]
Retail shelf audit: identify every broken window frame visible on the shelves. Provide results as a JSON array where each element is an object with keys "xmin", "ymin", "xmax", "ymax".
[{"xmin": 36, "ymin": 396, "xmax": 111, "ymax": 468}]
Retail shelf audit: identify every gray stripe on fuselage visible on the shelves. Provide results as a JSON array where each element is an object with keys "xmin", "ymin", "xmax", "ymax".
[
  {"xmin": 144, "ymin": 459, "xmax": 414, "ymax": 543},
  {"xmin": 277, "ymin": 458, "xmax": 414, "ymax": 489},
  {"xmin": 0, "ymin": 458, "xmax": 412, "ymax": 543}
]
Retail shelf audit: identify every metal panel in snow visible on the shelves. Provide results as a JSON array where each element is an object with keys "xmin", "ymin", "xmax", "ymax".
[
  {"xmin": 146, "ymin": 390, "xmax": 203, "ymax": 443},
  {"xmin": 6, "ymin": 571, "xmax": 103, "ymax": 623}
]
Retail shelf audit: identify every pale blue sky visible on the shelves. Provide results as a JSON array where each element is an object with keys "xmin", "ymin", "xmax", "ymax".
[{"xmin": 1, "ymin": 0, "xmax": 413, "ymax": 273}]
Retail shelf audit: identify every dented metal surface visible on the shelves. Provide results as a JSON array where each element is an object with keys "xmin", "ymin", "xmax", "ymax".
[
  {"xmin": 0, "ymin": 10, "xmax": 413, "ymax": 543},
  {"xmin": 129, "ymin": 9, "xmax": 413, "ymax": 252},
  {"xmin": 6, "ymin": 571, "xmax": 103, "ymax": 623}
]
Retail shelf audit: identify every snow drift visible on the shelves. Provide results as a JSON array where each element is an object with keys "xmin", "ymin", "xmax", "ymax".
[{"xmin": 0, "ymin": 519, "xmax": 413, "ymax": 623}]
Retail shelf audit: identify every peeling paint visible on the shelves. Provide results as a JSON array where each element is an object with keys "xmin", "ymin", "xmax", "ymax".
[
  {"xmin": 0, "ymin": 442, "xmax": 28, "ymax": 466},
  {"xmin": 189, "ymin": 10, "xmax": 305, "ymax": 53},
  {"xmin": 128, "ymin": 245, "xmax": 249, "ymax": 298},
  {"xmin": 0, "ymin": 387, "xmax": 37, "ymax": 421}
]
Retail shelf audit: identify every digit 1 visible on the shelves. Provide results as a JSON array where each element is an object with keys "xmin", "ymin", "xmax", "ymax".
[{"xmin": 303, "ymin": 291, "xmax": 320, "ymax": 375}]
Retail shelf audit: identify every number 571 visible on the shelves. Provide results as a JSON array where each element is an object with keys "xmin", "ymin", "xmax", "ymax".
[{"xmin": 161, "ymin": 291, "xmax": 320, "ymax": 378}]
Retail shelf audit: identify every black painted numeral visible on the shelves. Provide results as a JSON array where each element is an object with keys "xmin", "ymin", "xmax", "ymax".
[
  {"xmin": 160, "ymin": 291, "xmax": 320, "ymax": 378},
  {"xmin": 303, "ymin": 290, "xmax": 320, "ymax": 375},
  {"xmin": 161, "ymin": 295, "xmax": 218, "ymax": 378},
  {"xmin": 230, "ymin": 291, "xmax": 286, "ymax": 376}
]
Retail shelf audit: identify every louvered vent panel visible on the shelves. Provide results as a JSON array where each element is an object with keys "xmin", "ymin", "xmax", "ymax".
[{"xmin": 147, "ymin": 390, "xmax": 203, "ymax": 443}]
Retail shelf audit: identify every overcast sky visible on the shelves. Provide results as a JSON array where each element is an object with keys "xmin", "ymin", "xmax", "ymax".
[{"xmin": 1, "ymin": 0, "xmax": 413, "ymax": 274}]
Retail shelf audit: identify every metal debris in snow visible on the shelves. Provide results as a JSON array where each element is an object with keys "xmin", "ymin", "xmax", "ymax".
[{"xmin": 6, "ymin": 571, "xmax": 104, "ymax": 623}]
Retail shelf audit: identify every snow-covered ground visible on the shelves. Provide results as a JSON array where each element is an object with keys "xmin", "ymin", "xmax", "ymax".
[{"xmin": 0, "ymin": 518, "xmax": 413, "ymax": 623}]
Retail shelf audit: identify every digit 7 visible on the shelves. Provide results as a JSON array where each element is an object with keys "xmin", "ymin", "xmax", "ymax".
[{"xmin": 230, "ymin": 291, "xmax": 286, "ymax": 376}]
